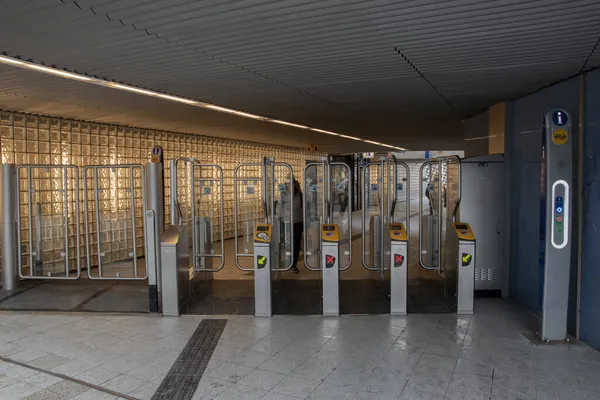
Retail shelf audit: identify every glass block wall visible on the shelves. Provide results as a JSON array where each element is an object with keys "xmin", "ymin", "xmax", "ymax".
[{"xmin": 0, "ymin": 111, "xmax": 324, "ymax": 276}]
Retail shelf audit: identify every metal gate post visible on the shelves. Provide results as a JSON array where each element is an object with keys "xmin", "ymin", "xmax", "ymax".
[
  {"xmin": 146, "ymin": 148, "xmax": 164, "ymax": 312},
  {"xmin": 0, "ymin": 164, "xmax": 18, "ymax": 291}
]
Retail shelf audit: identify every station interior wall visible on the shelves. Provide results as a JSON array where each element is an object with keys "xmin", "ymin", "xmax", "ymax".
[
  {"xmin": 464, "ymin": 71, "xmax": 600, "ymax": 348},
  {"xmin": 581, "ymin": 69, "xmax": 600, "ymax": 350},
  {"xmin": 0, "ymin": 111, "xmax": 325, "ymax": 272},
  {"xmin": 463, "ymin": 111, "xmax": 489, "ymax": 157}
]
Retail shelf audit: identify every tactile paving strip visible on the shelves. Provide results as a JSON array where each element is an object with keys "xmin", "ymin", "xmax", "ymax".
[{"xmin": 151, "ymin": 319, "xmax": 227, "ymax": 400}]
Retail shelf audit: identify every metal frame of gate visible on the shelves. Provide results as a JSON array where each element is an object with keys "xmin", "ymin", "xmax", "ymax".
[
  {"xmin": 190, "ymin": 162, "xmax": 225, "ymax": 272},
  {"xmin": 303, "ymin": 159, "xmax": 352, "ymax": 271},
  {"xmin": 16, "ymin": 165, "xmax": 81, "ymax": 280},
  {"xmin": 418, "ymin": 155, "xmax": 462, "ymax": 271},
  {"xmin": 234, "ymin": 158, "xmax": 295, "ymax": 272},
  {"xmin": 361, "ymin": 155, "xmax": 410, "ymax": 274},
  {"xmin": 83, "ymin": 164, "xmax": 148, "ymax": 280}
]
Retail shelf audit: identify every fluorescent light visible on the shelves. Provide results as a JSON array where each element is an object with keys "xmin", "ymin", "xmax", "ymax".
[
  {"xmin": 269, "ymin": 119, "xmax": 310, "ymax": 129},
  {"xmin": 203, "ymin": 104, "xmax": 265, "ymax": 120},
  {"xmin": 0, "ymin": 55, "xmax": 93, "ymax": 82},
  {"xmin": 0, "ymin": 54, "xmax": 408, "ymax": 150}
]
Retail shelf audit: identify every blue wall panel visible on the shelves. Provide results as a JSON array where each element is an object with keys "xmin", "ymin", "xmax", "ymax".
[
  {"xmin": 581, "ymin": 70, "xmax": 600, "ymax": 349},
  {"xmin": 507, "ymin": 79, "xmax": 580, "ymax": 314}
]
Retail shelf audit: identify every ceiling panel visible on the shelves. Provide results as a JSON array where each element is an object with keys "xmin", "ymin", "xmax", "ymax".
[{"xmin": 1, "ymin": 0, "xmax": 599, "ymax": 151}]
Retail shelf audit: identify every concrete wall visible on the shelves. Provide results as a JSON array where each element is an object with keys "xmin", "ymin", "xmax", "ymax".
[
  {"xmin": 463, "ymin": 111, "xmax": 489, "ymax": 157},
  {"xmin": 506, "ymin": 78, "xmax": 580, "ymax": 325},
  {"xmin": 581, "ymin": 70, "xmax": 600, "ymax": 349}
]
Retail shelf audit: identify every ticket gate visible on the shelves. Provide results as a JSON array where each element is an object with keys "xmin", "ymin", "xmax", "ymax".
[
  {"xmin": 234, "ymin": 157, "xmax": 295, "ymax": 317},
  {"xmin": 304, "ymin": 158, "xmax": 352, "ymax": 316},
  {"xmin": 361, "ymin": 155, "xmax": 410, "ymax": 315},
  {"xmin": 168, "ymin": 157, "xmax": 227, "ymax": 314},
  {"xmin": 418, "ymin": 156, "xmax": 475, "ymax": 314}
]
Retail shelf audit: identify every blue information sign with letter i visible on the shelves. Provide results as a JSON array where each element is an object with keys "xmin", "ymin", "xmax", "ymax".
[{"xmin": 552, "ymin": 110, "xmax": 568, "ymax": 126}]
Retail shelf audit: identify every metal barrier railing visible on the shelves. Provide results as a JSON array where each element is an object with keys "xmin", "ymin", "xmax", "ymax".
[
  {"xmin": 191, "ymin": 163, "xmax": 225, "ymax": 272},
  {"xmin": 418, "ymin": 155, "xmax": 461, "ymax": 271},
  {"xmin": 361, "ymin": 156, "xmax": 409, "ymax": 273},
  {"xmin": 234, "ymin": 159, "xmax": 294, "ymax": 272},
  {"xmin": 303, "ymin": 160, "xmax": 352, "ymax": 271},
  {"xmin": 16, "ymin": 165, "xmax": 81, "ymax": 280},
  {"xmin": 83, "ymin": 164, "xmax": 148, "ymax": 280}
]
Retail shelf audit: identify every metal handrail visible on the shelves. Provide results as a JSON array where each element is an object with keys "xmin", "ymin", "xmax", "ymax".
[
  {"xmin": 233, "ymin": 162, "xmax": 262, "ymax": 271},
  {"xmin": 361, "ymin": 161, "xmax": 380, "ymax": 271},
  {"xmin": 303, "ymin": 162, "xmax": 322, "ymax": 271},
  {"xmin": 361, "ymin": 156, "xmax": 406, "ymax": 273},
  {"xmin": 419, "ymin": 160, "xmax": 439, "ymax": 270},
  {"xmin": 332, "ymin": 162, "xmax": 353, "ymax": 271},
  {"xmin": 83, "ymin": 164, "xmax": 148, "ymax": 280},
  {"xmin": 303, "ymin": 161, "xmax": 352, "ymax": 271},
  {"xmin": 397, "ymin": 161, "xmax": 411, "ymax": 257},
  {"xmin": 272, "ymin": 161, "xmax": 295, "ymax": 272},
  {"xmin": 418, "ymin": 156, "xmax": 462, "ymax": 271},
  {"xmin": 169, "ymin": 157, "xmax": 199, "ymax": 226},
  {"xmin": 16, "ymin": 165, "xmax": 81, "ymax": 280},
  {"xmin": 191, "ymin": 163, "xmax": 226, "ymax": 272}
]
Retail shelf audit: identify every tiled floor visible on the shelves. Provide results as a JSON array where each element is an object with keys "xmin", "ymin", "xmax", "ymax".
[{"xmin": 0, "ymin": 299, "xmax": 598, "ymax": 399}]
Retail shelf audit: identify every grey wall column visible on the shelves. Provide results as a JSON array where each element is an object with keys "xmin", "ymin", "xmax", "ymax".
[
  {"xmin": 0, "ymin": 164, "xmax": 18, "ymax": 291},
  {"xmin": 146, "ymin": 160, "xmax": 164, "ymax": 312},
  {"xmin": 540, "ymin": 109, "xmax": 573, "ymax": 341}
]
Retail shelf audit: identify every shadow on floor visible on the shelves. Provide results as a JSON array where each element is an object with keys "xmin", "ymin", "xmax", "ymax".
[{"xmin": 0, "ymin": 279, "xmax": 150, "ymax": 312}]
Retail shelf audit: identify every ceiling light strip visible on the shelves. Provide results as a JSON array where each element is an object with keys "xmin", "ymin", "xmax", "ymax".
[{"xmin": 0, "ymin": 54, "xmax": 407, "ymax": 150}]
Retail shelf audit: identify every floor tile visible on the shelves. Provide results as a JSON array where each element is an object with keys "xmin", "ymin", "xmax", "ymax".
[
  {"xmin": 126, "ymin": 382, "xmax": 159, "ymax": 400},
  {"xmin": 50, "ymin": 361, "xmax": 95, "ymax": 377},
  {"xmin": 272, "ymin": 375, "xmax": 321, "ymax": 399},
  {"xmin": 400, "ymin": 381, "xmax": 446, "ymax": 400},
  {"xmin": 261, "ymin": 392, "xmax": 304, "ymax": 400},
  {"xmin": 22, "ymin": 389, "xmax": 64, "ymax": 400},
  {"xmin": 213, "ymin": 383, "xmax": 267, "ymax": 400},
  {"xmin": 259, "ymin": 355, "xmax": 304, "ymax": 375},
  {"xmin": 409, "ymin": 365, "xmax": 453, "ymax": 388},
  {"xmin": 229, "ymin": 350, "xmax": 272, "ymax": 368},
  {"xmin": 419, "ymin": 353, "xmax": 458, "ymax": 371},
  {"xmin": 47, "ymin": 380, "xmax": 89, "ymax": 398},
  {"xmin": 101, "ymin": 374, "xmax": 146, "ymax": 394},
  {"xmin": 455, "ymin": 358, "xmax": 494, "ymax": 377},
  {"xmin": 239, "ymin": 369, "xmax": 287, "ymax": 391},
  {"xmin": 28, "ymin": 355, "xmax": 70, "ymax": 370},
  {"xmin": 445, "ymin": 387, "xmax": 491, "ymax": 399},
  {"xmin": 353, "ymin": 391, "xmax": 397, "ymax": 400},
  {"xmin": 206, "ymin": 361, "xmax": 254, "ymax": 383},
  {"xmin": 75, "ymin": 367, "xmax": 120, "ymax": 386},
  {"xmin": 71, "ymin": 389, "xmax": 120, "ymax": 399},
  {"xmin": 194, "ymin": 376, "xmax": 232, "ymax": 399},
  {"xmin": 535, "ymin": 385, "xmax": 583, "ymax": 400},
  {"xmin": 308, "ymin": 382, "xmax": 358, "ymax": 400},
  {"xmin": 22, "ymin": 373, "xmax": 63, "ymax": 390},
  {"xmin": 0, "ymin": 381, "xmax": 45, "ymax": 400},
  {"xmin": 449, "ymin": 372, "xmax": 492, "ymax": 393},
  {"xmin": 492, "ymin": 375, "xmax": 535, "ymax": 400}
]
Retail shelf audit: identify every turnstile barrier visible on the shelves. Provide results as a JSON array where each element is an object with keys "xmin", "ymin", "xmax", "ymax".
[
  {"xmin": 234, "ymin": 159, "xmax": 295, "ymax": 272},
  {"xmin": 16, "ymin": 165, "xmax": 81, "ymax": 279},
  {"xmin": 83, "ymin": 164, "xmax": 148, "ymax": 280},
  {"xmin": 361, "ymin": 155, "xmax": 410, "ymax": 276},
  {"xmin": 303, "ymin": 161, "xmax": 352, "ymax": 271}
]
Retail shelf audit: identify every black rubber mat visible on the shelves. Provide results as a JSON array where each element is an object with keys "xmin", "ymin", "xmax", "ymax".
[
  {"xmin": 407, "ymin": 279, "xmax": 455, "ymax": 314},
  {"xmin": 182, "ymin": 280, "xmax": 254, "ymax": 315},
  {"xmin": 272, "ymin": 279, "xmax": 322, "ymax": 315},
  {"xmin": 340, "ymin": 279, "xmax": 390, "ymax": 315},
  {"xmin": 151, "ymin": 319, "xmax": 227, "ymax": 400}
]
